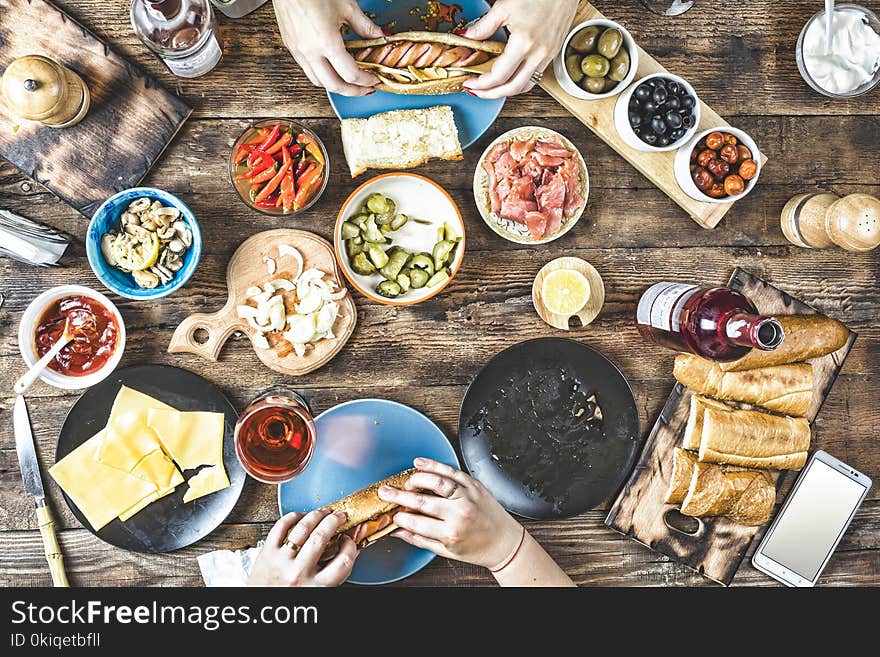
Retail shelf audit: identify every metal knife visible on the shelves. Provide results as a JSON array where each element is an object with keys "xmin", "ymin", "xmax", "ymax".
[{"xmin": 14, "ymin": 396, "xmax": 69, "ymax": 587}]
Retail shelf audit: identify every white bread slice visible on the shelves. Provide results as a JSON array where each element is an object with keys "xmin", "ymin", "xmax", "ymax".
[{"xmin": 340, "ymin": 105, "xmax": 463, "ymax": 178}]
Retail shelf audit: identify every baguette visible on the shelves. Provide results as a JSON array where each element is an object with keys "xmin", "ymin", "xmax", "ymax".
[
  {"xmin": 720, "ymin": 314, "xmax": 849, "ymax": 371},
  {"xmin": 665, "ymin": 448, "xmax": 775, "ymax": 526},
  {"xmin": 682, "ymin": 395, "xmax": 730, "ymax": 450},
  {"xmin": 697, "ymin": 400, "xmax": 810, "ymax": 470},
  {"xmin": 340, "ymin": 105, "xmax": 463, "ymax": 177},
  {"xmin": 674, "ymin": 354, "xmax": 813, "ymax": 416},
  {"xmin": 346, "ymin": 31, "xmax": 505, "ymax": 95}
]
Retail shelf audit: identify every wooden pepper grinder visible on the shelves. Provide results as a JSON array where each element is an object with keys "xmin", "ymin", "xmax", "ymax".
[
  {"xmin": 1, "ymin": 54, "xmax": 90, "ymax": 128},
  {"xmin": 781, "ymin": 192, "xmax": 880, "ymax": 252}
]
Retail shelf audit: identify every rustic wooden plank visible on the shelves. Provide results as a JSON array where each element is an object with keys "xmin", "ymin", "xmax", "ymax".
[
  {"xmin": 2, "ymin": 499, "xmax": 877, "ymax": 587},
  {"xmin": 607, "ymin": 268, "xmax": 858, "ymax": 585},
  {"xmin": 540, "ymin": 1, "xmax": 769, "ymax": 230},
  {"xmin": 0, "ymin": 0, "xmax": 191, "ymax": 216},
  {"xmin": 30, "ymin": 1, "xmax": 879, "ymax": 119}
]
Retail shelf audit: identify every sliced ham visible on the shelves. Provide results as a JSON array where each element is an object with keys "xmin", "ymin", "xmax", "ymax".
[
  {"xmin": 531, "ymin": 152, "xmax": 566, "ymax": 167},
  {"xmin": 535, "ymin": 140, "xmax": 573, "ymax": 158},
  {"xmin": 510, "ymin": 139, "xmax": 536, "ymax": 161},
  {"xmin": 482, "ymin": 160, "xmax": 501, "ymax": 213},
  {"xmin": 525, "ymin": 212, "xmax": 548, "ymax": 239},
  {"xmin": 493, "ymin": 151, "xmax": 518, "ymax": 178},
  {"xmin": 560, "ymin": 159, "xmax": 582, "ymax": 217},
  {"xmin": 486, "ymin": 142, "xmax": 509, "ymax": 163}
]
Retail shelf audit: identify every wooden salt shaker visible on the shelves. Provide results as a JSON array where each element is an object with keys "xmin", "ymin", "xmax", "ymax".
[
  {"xmin": 780, "ymin": 192, "xmax": 839, "ymax": 248},
  {"xmin": 825, "ymin": 194, "xmax": 880, "ymax": 252},
  {"xmin": 1, "ymin": 55, "xmax": 90, "ymax": 128}
]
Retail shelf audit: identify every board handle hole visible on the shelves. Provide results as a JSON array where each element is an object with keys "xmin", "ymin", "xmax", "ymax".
[
  {"xmin": 193, "ymin": 327, "xmax": 210, "ymax": 345},
  {"xmin": 663, "ymin": 508, "xmax": 702, "ymax": 536}
]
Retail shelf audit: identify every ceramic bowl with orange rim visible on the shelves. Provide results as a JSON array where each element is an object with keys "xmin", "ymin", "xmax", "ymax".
[{"xmin": 334, "ymin": 173, "xmax": 465, "ymax": 306}]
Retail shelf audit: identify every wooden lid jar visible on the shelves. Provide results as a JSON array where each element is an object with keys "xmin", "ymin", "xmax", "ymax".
[
  {"xmin": 1, "ymin": 54, "xmax": 90, "ymax": 128},
  {"xmin": 780, "ymin": 192, "xmax": 839, "ymax": 248}
]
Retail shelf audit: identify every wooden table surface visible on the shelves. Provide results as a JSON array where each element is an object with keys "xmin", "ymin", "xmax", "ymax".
[{"xmin": 1, "ymin": 0, "xmax": 878, "ymax": 587}]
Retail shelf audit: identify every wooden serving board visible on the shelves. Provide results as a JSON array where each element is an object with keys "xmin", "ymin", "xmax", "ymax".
[
  {"xmin": 0, "ymin": 0, "xmax": 191, "ymax": 217},
  {"xmin": 540, "ymin": 1, "xmax": 767, "ymax": 229},
  {"xmin": 168, "ymin": 229, "xmax": 357, "ymax": 376},
  {"xmin": 605, "ymin": 267, "xmax": 857, "ymax": 585}
]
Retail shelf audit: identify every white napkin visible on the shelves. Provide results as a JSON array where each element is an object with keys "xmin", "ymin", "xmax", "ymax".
[{"xmin": 198, "ymin": 541, "xmax": 263, "ymax": 587}]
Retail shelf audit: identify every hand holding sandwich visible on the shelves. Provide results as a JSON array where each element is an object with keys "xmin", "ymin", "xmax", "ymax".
[
  {"xmin": 462, "ymin": 0, "xmax": 579, "ymax": 98},
  {"xmin": 273, "ymin": 0, "xmax": 382, "ymax": 96},
  {"xmin": 380, "ymin": 458, "xmax": 575, "ymax": 586},
  {"xmin": 248, "ymin": 509, "xmax": 357, "ymax": 586}
]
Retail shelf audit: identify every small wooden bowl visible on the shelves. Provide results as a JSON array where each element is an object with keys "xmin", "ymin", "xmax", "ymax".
[{"xmin": 532, "ymin": 257, "xmax": 605, "ymax": 330}]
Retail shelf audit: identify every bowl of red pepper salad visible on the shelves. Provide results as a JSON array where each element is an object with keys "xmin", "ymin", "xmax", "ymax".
[{"xmin": 229, "ymin": 119, "xmax": 329, "ymax": 216}]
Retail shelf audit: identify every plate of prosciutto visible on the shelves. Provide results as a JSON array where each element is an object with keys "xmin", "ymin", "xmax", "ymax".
[{"xmin": 473, "ymin": 127, "xmax": 588, "ymax": 244}]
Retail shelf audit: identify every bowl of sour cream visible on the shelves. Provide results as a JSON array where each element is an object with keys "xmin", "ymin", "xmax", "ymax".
[{"xmin": 796, "ymin": 3, "xmax": 880, "ymax": 98}]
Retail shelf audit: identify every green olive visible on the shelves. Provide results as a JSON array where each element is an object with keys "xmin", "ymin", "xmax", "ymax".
[
  {"xmin": 565, "ymin": 54, "xmax": 584, "ymax": 83},
  {"xmin": 603, "ymin": 77, "xmax": 619, "ymax": 92},
  {"xmin": 580, "ymin": 76, "xmax": 607, "ymax": 94},
  {"xmin": 569, "ymin": 26, "xmax": 600, "ymax": 53},
  {"xmin": 580, "ymin": 54, "xmax": 610, "ymax": 78},
  {"xmin": 607, "ymin": 47, "xmax": 630, "ymax": 82},
  {"xmin": 597, "ymin": 28, "xmax": 623, "ymax": 59}
]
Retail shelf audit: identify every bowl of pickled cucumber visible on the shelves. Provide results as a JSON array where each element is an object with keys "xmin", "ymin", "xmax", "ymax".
[
  {"xmin": 553, "ymin": 19, "xmax": 638, "ymax": 100},
  {"xmin": 334, "ymin": 173, "xmax": 465, "ymax": 306}
]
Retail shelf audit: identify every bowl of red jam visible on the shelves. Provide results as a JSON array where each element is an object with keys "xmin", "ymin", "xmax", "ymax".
[{"xmin": 18, "ymin": 285, "xmax": 125, "ymax": 390}]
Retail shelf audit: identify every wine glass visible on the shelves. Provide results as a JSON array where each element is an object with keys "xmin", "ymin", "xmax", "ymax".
[{"xmin": 642, "ymin": 0, "xmax": 695, "ymax": 16}]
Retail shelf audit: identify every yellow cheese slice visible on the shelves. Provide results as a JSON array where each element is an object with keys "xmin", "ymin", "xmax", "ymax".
[
  {"xmin": 130, "ymin": 449, "xmax": 185, "ymax": 490},
  {"xmin": 183, "ymin": 465, "xmax": 230, "ymax": 503},
  {"xmin": 117, "ymin": 484, "xmax": 176, "ymax": 522},
  {"xmin": 97, "ymin": 386, "xmax": 175, "ymax": 473},
  {"xmin": 49, "ymin": 430, "xmax": 159, "ymax": 531},
  {"xmin": 146, "ymin": 409, "xmax": 225, "ymax": 470}
]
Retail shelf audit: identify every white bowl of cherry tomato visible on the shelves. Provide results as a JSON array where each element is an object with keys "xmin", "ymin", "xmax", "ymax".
[
  {"xmin": 229, "ymin": 119, "xmax": 328, "ymax": 216},
  {"xmin": 674, "ymin": 127, "xmax": 761, "ymax": 203}
]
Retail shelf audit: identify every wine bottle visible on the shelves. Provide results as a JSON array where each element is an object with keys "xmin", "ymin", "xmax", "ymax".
[{"xmin": 636, "ymin": 282, "xmax": 784, "ymax": 361}]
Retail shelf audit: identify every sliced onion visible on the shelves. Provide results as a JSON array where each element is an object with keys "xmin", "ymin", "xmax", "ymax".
[
  {"xmin": 245, "ymin": 286, "xmax": 262, "ymax": 297},
  {"xmin": 292, "ymin": 343, "xmax": 308, "ymax": 357},
  {"xmin": 269, "ymin": 278, "xmax": 296, "ymax": 292},
  {"xmin": 237, "ymin": 305, "xmax": 259, "ymax": 319},
  {"xmin": 252, "ymin": 334, "xmax": 270, "ymax": 349},
  {"xmin": 279, "ymin": 244, "xmax": 304, "ymax": 282},
  {"xmin": 284, "ymin": 314, "xmax": 317, "ymax": 344},
  {"xmin": 263, "ymin": 256, "xmax": 276, "ymax": 275}
]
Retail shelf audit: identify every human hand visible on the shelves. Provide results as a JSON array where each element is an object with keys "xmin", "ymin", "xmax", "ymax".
[
  {"xmin": 378, "ymin": 457, "xmax": 523, "ymax": 570},
  {"xmin": 272, "ymin": 0, "xmax": 383, "ymax": 96},
  {"xmin": 461, "ymin": 0, "xmax": 578, "ymax": 98},
  {"xmin": 247, "ymin": 509, "xmax": 357, "ymax": 586}
]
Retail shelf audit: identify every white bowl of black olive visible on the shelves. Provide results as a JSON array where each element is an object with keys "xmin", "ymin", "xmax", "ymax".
[
  {"xmin": 614, "ymin": 73, "xmax": 701, "ymax": 151},
  {"xmin": 554, "ymin": 19, "xmax": 638, "ymax": 100}
]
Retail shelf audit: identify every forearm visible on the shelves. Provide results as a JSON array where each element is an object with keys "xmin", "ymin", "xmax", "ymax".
[{"xmin": 491, "ymin": 530, "xmax": 576, "ymax": 587}]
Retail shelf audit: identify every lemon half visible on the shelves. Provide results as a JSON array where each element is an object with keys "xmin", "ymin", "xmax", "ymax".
[
  {"xmin": 541, "ymin": 269, "xmax": 591, "ymax": 316},
  {"xmin": 111, "ymin": 233, "xmax": 159, "ymax": 272}
]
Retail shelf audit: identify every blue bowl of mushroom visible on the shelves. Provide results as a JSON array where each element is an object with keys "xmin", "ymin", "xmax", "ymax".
[{"xmin": 86, "ymin": 187, "xmax": 202, "ymax": 300}]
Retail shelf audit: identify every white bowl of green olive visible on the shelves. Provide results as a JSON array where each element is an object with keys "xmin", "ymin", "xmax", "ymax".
[{"xmin": 553, "ymin": 19, "xmax": 639, "ymax": 100}]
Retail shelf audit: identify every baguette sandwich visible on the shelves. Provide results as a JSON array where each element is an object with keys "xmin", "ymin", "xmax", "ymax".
[
  {"xmin": 347, "ymin": 31, "xmax": 506, "ymax": 94},
  {"xmin": 294, "ymin": 469, "xmax": 416, "ymax": 559}
]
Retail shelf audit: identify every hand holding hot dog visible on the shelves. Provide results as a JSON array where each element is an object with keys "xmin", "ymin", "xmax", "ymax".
[
  {"xmin": 272, "ymin": 0, "xmax": 381, "ymax": 96},
  {"xmin": 463, "ymin": 0, "xmax": 579, "ymax": 98}
]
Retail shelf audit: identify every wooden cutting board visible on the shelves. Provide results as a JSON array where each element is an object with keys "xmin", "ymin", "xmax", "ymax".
[
  {"xmin": 168, "ymin": 229, "xmax": 357, "ymax": 376},
  {"xmin": 605, "ymin": 267, "xmax": 857, "ymax": 585},
  {"xmin": 0, "ymin": 0, "xmax": 191, "ymax": 217},
  {"xmin": 540, "ymin": 1, "xmax": 767, "ymax": 229}
]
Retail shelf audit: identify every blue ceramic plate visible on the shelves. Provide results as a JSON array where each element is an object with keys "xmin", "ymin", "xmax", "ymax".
[
  {"xmin": 278, "ymin": 399, "xmax": 459, "ymax": 585},
  {"xmin": 86, "ymin": 187, "xmax": 202, "ymax": 300},
  {"xmin": 328, "ymin": 0, "xmax": 505, "ymax": 149}
]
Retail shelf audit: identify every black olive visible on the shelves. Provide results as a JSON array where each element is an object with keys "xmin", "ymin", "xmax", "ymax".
[
  {"xmin": 629, "ymin": 112, "xmax": 642, "ymax": 128},
  {"xmin": 629, "ymin": 98, "xmax": 640, "ymax": 111},
  {"xmin": 677, "ymin": 85, "xmax": 689, "ymax": 96},
  {"xmin": 633, "ymin": 126, "xmax": 641, "ymax": 135},
  {"xmin": 651, "ymin": 116, "xmax": 668, "ymax": 135},
  {"xmin": 635, "ymin": 84, "xmax": 651, "ymax": 100},
  {"xmin": 643, "ymin": 132, "xmax": 658, "ymax": 145},
  {"xmin": 681, "ymin": 113, "xmax": 695, "ymax": 128},
  {"xmin": 665, "ymin": 96, "xmax": 680, "ymax": 110},
  {"xmin": 652, "ymin": 87, "xmax": 668, "ymax": 104},
  {"xmin": 665, "ymin": 111, "xmax": 682, "ymax": 128},
  {"xmin": 647, "ymin": 79, "xmax": 657, "ymax": 88},
  {"xmin": 653, "ymin": 77, "xmax": 666, "ymax": 89},
  {"xmin": 668, "ymin": 81, "xmax": 681, "ymax": 95},
  {"xmin": 681, "ymin": 95, "xmax": 695, "ymax": 109},
  {"xmin": 642, "ymin": 100, "xmax": 657, "ymax": 114},
  {"xmin": 670, "ymin": 128, "xmax": 685, "ymax": 140},
  {"xmin": 657, "ymin": 135, "xmax": 670, "ymax": 147}
]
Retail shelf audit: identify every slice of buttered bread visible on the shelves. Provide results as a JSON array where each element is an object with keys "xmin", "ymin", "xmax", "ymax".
[{"xmin": 340, "ymin": 105, "xmax": 463, "ymax": 177}]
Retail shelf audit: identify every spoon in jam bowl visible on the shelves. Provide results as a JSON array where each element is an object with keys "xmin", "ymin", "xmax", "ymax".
[{"xmin": 14, "ymin": 311, "xmax": 95, "ymax": 394}]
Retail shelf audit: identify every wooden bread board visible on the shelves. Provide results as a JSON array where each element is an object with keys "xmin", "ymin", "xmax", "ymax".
[
  {"xmin": 605, "ymin": 267, "xmax": 857, "ymax": 585},
  {"xmin": 168, "ymin": 229, "xmax": 357, "ymax": 376},
  {"xmin": 540, "ymin": 1, "xmax": 767, "ymax": 229},
  {"xmin": 0, "ymin": 0, "xmax": 191, "ymax": 217}
]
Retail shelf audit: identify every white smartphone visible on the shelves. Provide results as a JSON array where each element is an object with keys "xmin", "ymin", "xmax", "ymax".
[{"xmin": 752, "ymin": 450, "xmax": 871, "ymax": 587}]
